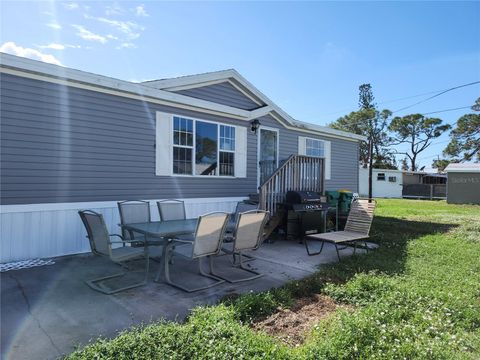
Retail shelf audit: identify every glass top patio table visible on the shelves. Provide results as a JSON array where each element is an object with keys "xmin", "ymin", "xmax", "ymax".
[{"xmin": 121, "ymin": 219, "xmax": 198, "ymax": 242}]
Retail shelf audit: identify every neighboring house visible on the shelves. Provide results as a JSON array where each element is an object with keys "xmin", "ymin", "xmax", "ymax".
[
  {"xmin": 444, "ymin": 163, "xmax": 480, "ymax": 204},
  {"xmin": 358, "ymin": 167, "xmax": 403, "ymax": 198},
  {"xmin": 402, "ymin": 171, "xmax": 447, "ymax": 200},
  {"xmin": 0, "ymin": 53, "xmax": 365, "ymax": 262}
]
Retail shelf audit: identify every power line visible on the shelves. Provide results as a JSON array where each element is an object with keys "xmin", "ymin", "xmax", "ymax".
[
  {"xmin": 322, "ymin": 81, "xmax": 479, "ymax": 118},
  {"xmin": 391, "ymin": 81, "xmax": 480, "ymax": 114},
  {"xmin": 421, "ymin": 106, "xmax": 472, "ymax": 116}
]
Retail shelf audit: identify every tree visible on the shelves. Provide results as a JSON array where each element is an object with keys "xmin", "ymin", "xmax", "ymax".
[
  {"xmin": 329, "ymin": 91, "xmax": 395, "ymax": 169},
  {"xmin": 388, "ymin": 114, "xmax": 451, "ymax": 171},
  {"xmin": 443, "ymin": 113, "xmax": 480, "ymax": 162},
  {"xmin": 400, "ymin": 157, "xmax": 409, "ymax": 171},
  {"xmin": 432, "ymin": 158, "xmax": 452, "ymax": 172},
  {"xmin": 472, "ymin": 97, "xmax": 480, "ymax": 111}
]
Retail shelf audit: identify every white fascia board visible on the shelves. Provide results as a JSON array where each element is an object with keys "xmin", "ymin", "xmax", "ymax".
[
  {"xmin": 142, "ymin": 69, "xmax": 236, "ymax": 89},
  {"xmin": 0, "ymin": 53, "xmax": 251, "ymax": 119},
  {"xmin": 445, "ymin": 168, "xmax": 480, "ymax": 173},
  {"xmin": 292, "ymin": 120, "xmax": 368, "ymax": 141},
  {"xmin": 247, "ymin": 106, "xmax": 273, "ymax": 120},
  {"xmin": 144, "ymin": 70, "xmax": 266, "ymax": 106}
]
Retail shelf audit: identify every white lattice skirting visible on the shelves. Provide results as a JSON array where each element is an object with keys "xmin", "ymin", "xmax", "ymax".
[{"xmin": 0, "ymin": 259, "xmax": 55, "ymax": 272}]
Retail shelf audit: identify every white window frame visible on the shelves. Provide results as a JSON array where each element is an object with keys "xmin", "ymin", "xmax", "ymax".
[
  {"xmin": 298, "ymin": 136, "xmax": 331, "ymax": 180},
  {"xmin": 171, "ymin": 114, "xmax": 238, "ymax": 178}
]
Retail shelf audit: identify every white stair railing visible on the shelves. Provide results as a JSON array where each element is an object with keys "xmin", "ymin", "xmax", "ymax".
[{"xmin": 259, "ymin": 155, "xmax": 325, "ymax": 215}]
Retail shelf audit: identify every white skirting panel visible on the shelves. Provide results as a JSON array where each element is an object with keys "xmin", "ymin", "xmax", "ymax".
[{"xmin": 0, "ymin": 197, "xmax": 247, "ymax": 263}]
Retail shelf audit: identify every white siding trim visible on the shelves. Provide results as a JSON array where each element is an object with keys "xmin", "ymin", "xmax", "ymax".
[
  {"xmin": 0, "ymin": 197, "xmax": 248, "ymax": 262},
  {"xmin": 235, "ymin": 126, "xmax": 248, "ymax": 178},
  {"xmin": 324, "ymin": 140, "xmax": 331, "ymax": 180},
  {"xmin": 155, "ymin": 112, "xmax": 173, "ymax": 176}
]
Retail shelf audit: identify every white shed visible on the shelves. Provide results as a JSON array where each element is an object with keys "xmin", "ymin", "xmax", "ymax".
[{"xmin": 359, "ymin": 167, "xmax": 403, "ymax": 198}]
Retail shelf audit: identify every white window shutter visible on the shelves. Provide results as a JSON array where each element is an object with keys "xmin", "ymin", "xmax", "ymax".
[
  {"xmin": 155, "ymin": 112, "xmax": 173, "ymax": 176},
  {"xmin": 324, "ymin": 140, "xmax": 331, "ymax": 180},
  {"xmin": 235, "ymin": 126, "xmax": 247, "ymax": 178},
  {"xmin": 298, "ymin": 136, "xmax": 306, "ymax": 155}
]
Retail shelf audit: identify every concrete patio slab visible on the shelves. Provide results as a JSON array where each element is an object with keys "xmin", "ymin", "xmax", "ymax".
[{"xmin": 1, "ymin": 239, "xmax": 364, "ymax": 360}]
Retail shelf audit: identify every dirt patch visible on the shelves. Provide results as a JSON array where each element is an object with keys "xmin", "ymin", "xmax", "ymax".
[{"xmin": 251, "ymin": 294, "xmax": 346, "ymax": 346}]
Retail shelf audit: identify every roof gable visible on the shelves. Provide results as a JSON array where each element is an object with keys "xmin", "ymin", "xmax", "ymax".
[{"xmin": 173, "ymin": 81, "xmax": 262, "ymax": 110}]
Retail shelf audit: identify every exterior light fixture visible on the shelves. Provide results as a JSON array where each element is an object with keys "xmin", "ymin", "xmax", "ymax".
[{"xmin": 250, "ymin": 119, "xmax": 261, "ymax": 134}]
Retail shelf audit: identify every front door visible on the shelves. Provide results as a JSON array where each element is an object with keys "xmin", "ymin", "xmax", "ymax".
[{"xmin": 258, "ymin": 127, "xmax": 279, "ymax": 188}]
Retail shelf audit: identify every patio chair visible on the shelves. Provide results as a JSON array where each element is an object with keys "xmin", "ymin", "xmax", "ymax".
[
  {"xmin": 118, "ymin": 200, "xmax": 151, "ymax": 241},
  {"xmin": 162, "ymin": 212, "xmax": 229, "ymax": 292},
  {"xmin": 304, "ymin": 199, "xmax": 376, "ymax": 261},
  {"xmin": 157, "ymin": 199, "xmax": 186, "ymax": 221},
  {"xmin": 226, "ymin": 201, "xmax": 259, "ymax": 235},
  {"xmin": 118, "ymin": 200, "xmax": 164, "ymax": 259},
  {"xmin": 79, "ymin": 210, "xmax": 149, "ymax": 294},
  {"xmin": 213, "ymin": 210, "xmax": 269, "ymax": 283},
  {"xmin": 157, "ymin": 199, "xmax": 193, "ymax": 245}
]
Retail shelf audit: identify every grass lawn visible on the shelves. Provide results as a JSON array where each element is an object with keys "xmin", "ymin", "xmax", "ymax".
[{"xmin": 67, "ymin": 199, "xmax": 480, "ymax": 359}]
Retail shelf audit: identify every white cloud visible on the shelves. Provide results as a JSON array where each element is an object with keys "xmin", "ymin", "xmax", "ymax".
[
  {"xmin": 46, "ymin": 22, "xmax": 62, "ymax": 30},
  {"xmin": 39, "ymin": 43, "xmax": 65, "ymax": 50},
  {"xmin": 135, "ymin": 5, "xmax": 149, "ymax": 17},
  {"xmin": 72, "ymin": 25, "xmax": 107, "ymax": 43},
  {"xmin": 105, "ymin": 2, "xmax": 125, "ymax": 16},
  {"xmin": 84, "ymin": 15, "xmax": 143, "ymax": 41},
  {"xmin": 106, "ymin": 34, "xmax": 119, "ymax": 40},
  {"xmin": 116, "ymin": 42, "xmax": 137, "ymax": 49},
  {"xmin": 63, "ymin": 2, "xmax": 79, "ymax": 10},
  {"xmin": 0, "ymin": 42, "xmax": 63, "ymax": 66},
  {"xmin": 38, "ymin": 43, "xmax": 82, "ymax": 50}
]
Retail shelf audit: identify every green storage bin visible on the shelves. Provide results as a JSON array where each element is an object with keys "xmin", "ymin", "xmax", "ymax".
[
  {"xmin": 338, "ymin": 190, "xmax": 353, "ymax": 213},
  {"xmin": 325, "ymin": 190, "xmax": 340, "ymax": 207}
]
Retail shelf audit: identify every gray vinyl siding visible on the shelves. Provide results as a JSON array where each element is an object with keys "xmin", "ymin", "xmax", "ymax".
[
  {"xmin": 258, "ymin": 115, "xmax": 359, "ymax": 192},
  {"xmin": 175, "ymin": 82, "xmax": 261, "ymax": 110},
  {"xmin": 0, "ymin": 73, "xmax": 258, "ymax": 205},
  {"xmin": 1, "ymin": 73, "xmax": 359, "ymax": 205}
]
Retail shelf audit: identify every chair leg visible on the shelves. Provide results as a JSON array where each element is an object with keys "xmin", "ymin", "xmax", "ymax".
[
  {"xmin": 305, "ymin": 238, "xmax": 325, "ymax": 256},
  {"xmin": 211, "ymin": 251, "xmax": 263, "ymax": 283},
  {"xmin": 335, "ymin": 243, "xmax": 341, "ymax": 261},
  {"xmin": 163, "ymin": 245, "xmax": 224, "ymax": 292},
  {"xmin": 86, "ymin": 254, "xmax": 149, "ymax": 295},
  {"xmin": 154, "ymin": 241, "xmax": 170, "ymax": 283}
]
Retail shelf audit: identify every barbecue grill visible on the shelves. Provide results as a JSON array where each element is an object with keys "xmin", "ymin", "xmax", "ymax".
[{"xmin": 283, "ymin": 191, "xmax": 330, "ymax": 239}]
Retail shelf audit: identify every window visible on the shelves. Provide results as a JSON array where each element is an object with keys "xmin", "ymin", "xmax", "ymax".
[
  {"xmin": 219, "ymin": 125, "xmax": 235, "ymax": 176},
  {"xmin": 388, "ymin": 176, "xmax": 397, "ymax": 182},
  {"xmin": 173, "ymin": 117, "xmax": 193, "ymax": 175},
  {"xmin": 172, "ymin": 116, "xmax": 236, "ymax": 176},
  {"xmin": 377, "ymin": 173, "xmax": 386, "ymax": 181},
  {"xmin": 305, "ymin": 138, "xmax": 325, "ymax": 157}
]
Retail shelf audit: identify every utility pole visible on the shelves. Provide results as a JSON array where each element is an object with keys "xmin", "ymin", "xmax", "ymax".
[{"xmin": 368, "ymin": 135, "xmax": 373, "ymax": 200}]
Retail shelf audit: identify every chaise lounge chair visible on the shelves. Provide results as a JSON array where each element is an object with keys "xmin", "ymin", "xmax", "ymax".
[{"xmin": 304, "ymin": 199, "xmax": 376, "ymax": 261}]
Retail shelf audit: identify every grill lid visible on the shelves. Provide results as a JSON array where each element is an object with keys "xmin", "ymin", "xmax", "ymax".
[{"xmin": 285, "ymin": 191, "xmax": 322, "ymax": 204}]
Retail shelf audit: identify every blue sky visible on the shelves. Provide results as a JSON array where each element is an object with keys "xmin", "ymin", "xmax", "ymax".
[{"xmin": 1, "ymin": 1, "xmax": 479, "ymax": 169}]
